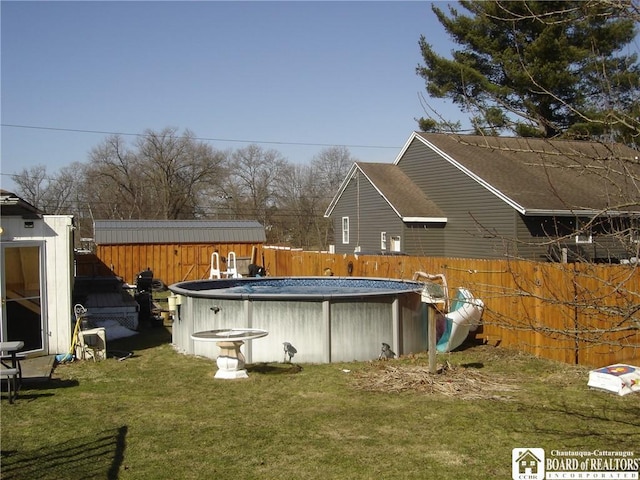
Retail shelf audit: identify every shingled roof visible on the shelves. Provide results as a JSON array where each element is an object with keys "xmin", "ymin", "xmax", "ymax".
[
  {"xmin": 408, "ymin": 133, "xmax": 640, "ymax": 215},
  {"xmin": 355, "ymin": 162, "xmax": 446, "ymax": 221}
]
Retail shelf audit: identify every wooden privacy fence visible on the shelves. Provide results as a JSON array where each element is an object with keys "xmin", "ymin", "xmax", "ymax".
[
  {"xmin": 260, "ymin": 247, "xmax": 640, "ymax": 367},
  {"xmin": 78, "ymin": 244, "xmax": 640, "ymax": 367},
  {"xmin": 77, "ymin": 243, "xmax": 260, "ymax": 286}
]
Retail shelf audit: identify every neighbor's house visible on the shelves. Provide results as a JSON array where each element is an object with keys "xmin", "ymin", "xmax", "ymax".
[
  {"xmin": 0, "ymin": 190, "xmax": 75, "ymax": 357},
  {"xmin": 87, "ymin": 219, "xmax": 267, "ymax": 286},
  {"xmin": 325, "ymin": 132, "xmax": 640, "ymax": 261}
]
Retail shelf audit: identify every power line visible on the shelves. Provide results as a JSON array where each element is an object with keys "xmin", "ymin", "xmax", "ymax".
[{"xmin": 0, "ymin": 123, "xmax": 401, "ymax": 150}]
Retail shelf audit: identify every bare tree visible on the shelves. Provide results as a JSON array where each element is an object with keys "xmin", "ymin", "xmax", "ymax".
[
  {"xmin": 83, "ymin": 129, "xmax": 226, "ymax": 220},
  {"xmin": 135, "ymin": 128, "xmax": 226, "ymax": 219},
  {"xmin": 84, "ymin": 134, "xmax": 144, "ymax": 219},
  {"xmin": 311, "ymin": 146, "xmax": 355, "ymax": 248},
  {"xmin": 273, "ymin": 163, "xmax": 325, "ymax": 248},
  {"xmin": 311, "ymin": 146, "xmax": 355, "ymax": 198},
  {"xmin": 11, "ymin": 165, "xmax": 49, "ymax": 208},
  {"xmin": 12, "ymin": 163, "xmax": 86, "ymax": 215},
  {"xmin": 268, "ymin": 146, "xmax": 354, "ymax": 249},
  {"xmin": 224, "ymin": 144, "xmax": 287, "ymax": 238}
]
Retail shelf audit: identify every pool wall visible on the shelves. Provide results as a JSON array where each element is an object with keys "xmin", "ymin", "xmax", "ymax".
[{"xmin": 170, "ymin": 277, "xmax": 426, "ymax": 364}]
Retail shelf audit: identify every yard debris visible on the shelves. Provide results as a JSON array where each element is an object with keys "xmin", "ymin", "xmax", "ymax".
[
  {"xmin": 351, "ymin": 360, "xmax": 519, "ymax": 400},
  {"xmin": 587, "ymin": 364, "xmax": 640, "ymax": 396}
]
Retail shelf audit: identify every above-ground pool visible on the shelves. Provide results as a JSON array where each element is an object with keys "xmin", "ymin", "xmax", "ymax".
[{"xmin": 169, "ymin": 277, "xmax": 427, "ymax": 364}]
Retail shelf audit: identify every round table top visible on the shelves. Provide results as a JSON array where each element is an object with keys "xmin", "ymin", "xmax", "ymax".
[{"xmin": 191, "ymin": 328, "xmax": 268, "ymax": 342}]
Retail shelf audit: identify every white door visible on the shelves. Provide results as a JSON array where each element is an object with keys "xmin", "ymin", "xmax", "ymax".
[{"xmin": 1, "ymin": 242, "xmax": 46, "ymax": 353}]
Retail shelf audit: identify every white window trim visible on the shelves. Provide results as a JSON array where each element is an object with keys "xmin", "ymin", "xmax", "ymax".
[
  {"xmin": 574, "ymin": 218, "xmax": 593, "ymax": 244},
  {"xmin": 380, "ymin": 232, "xmax": 386, "ymax": 250},
  {"xmin": 342, "ymin": 217, "xmax": 349, "ymax": 244},
  {"xmin": 575, "ymin": 233, "xmax": 593, "ymax": 244}
]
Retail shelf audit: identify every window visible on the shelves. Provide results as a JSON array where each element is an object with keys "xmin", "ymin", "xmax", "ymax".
[
  {"xmin": 575, "ymin": 232, "xmax": 593, "ymax": 244},
  {"xmin": 342, "ymin": 217, "xmax": 349, "ymax": 244},
  {"xmin": 576, "ymin": 227, "xmax": 593, "ymax": 243},
  {"xmin": 574, "ymin": 218, "xmax": 593, "ymax": 244},
  {"xmin": 380, "ymin": 232, "xmax": 387, "ymax": 250},
  {"xmin": 390, "ymin": 235, "xmax": 401, "ymax": 252}
]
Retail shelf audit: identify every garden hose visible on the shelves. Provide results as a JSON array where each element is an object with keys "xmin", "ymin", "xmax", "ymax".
[{"xmin": 55, "ymin": 316, "xmax": 83, "ymax": 363}]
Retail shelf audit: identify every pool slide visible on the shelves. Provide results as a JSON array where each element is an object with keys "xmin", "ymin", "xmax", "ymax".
[
  {"xmin": 413, "ymin": 272, "xmax": 484, "ymax": 352},
  {"xmin": 435, "ymin": 287, "xmax": 484, "ymax": 352}
]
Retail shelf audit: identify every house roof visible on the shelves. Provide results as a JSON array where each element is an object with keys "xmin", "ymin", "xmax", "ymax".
[
  {"xmin": 0, "ymin": 190, "xmax": 43, "ymax": 218},
  {"xmin": 405, "ymin": 132, "xmax": 640, "ymax": 216},
  {"xmin": 356, "ymin": 162, "xmax": 446, "ymax": 221},
  {"xmin": 93, "ymin": 219, "xmax": 266, "ymax": 245},
  {"xmin": 324, "ymin": 162, "xmax": 447, "ymax": 222}
]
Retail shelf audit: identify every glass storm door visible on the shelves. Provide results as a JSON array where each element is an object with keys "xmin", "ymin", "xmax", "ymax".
[{"xmin": 1, "ymin": 243, "xmax": 45, "ymax": 352}]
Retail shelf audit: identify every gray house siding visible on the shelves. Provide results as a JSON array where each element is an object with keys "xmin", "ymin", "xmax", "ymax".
[
  {"xmin": 328, "ymin": 133, "xmax": 640, "ymax": 262},
  {"xmin": 402, "ymin": 223, "xmax": 446, "ymax": 256},
  {"xmin": 516, "ymin": 215, "xmax": 555, "ymax": 260},
  {"xmin": 397, "ymin": 140, "xmax": 517, "ymax": 259},
  {"xmin": 331, "ymin": 171, "xmax": 405, "ymax": 254},
  {"xmin": 518, "ymin": 215, "xmax": 635, "ymax": 262},
  {"xmin": 590, "ymin": 218, "xmax": 637, "ymax": 262}
]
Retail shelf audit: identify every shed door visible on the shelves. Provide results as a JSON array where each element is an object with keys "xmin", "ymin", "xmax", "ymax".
[{"xmin": 1, "ymin": 243, "xmax": 45, "ymax": 352}]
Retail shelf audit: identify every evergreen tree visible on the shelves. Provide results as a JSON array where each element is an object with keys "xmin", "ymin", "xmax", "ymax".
[{"xmin": 416, "ymin": 0, "xmax": 639, "ymax": 143}]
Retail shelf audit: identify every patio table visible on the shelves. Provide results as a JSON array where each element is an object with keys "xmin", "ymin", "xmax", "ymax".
[
  {"xmin": 191, "ymin": 329, "xmax": 268, "ymax": 379},
  {"xmin": 1, "ymin": 341, "xmax": 24, "ymax": 370},
  {"xmin": 1, "ymin": 341, "xmax": 24, "ymax": 401}
]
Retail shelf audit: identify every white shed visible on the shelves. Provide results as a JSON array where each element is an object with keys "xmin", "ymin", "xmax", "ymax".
[{"xmin": 0, "ymin": 191, "xmax": 75, "ymax": 356}]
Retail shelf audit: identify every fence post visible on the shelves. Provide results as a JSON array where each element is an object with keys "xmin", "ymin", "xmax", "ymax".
[{"xmin": 428, "ymin": 304, "xmax": 437, "ymax": 374}]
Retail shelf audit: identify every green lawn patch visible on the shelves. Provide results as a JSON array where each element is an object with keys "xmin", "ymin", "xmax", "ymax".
[{"xmin": 2, "ymin": 327, "xmax": 637, "ymax": 480}]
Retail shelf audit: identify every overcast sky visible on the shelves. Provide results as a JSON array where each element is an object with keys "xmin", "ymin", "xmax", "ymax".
[{"xmin": 1, "ymin": 1, "xmax": 466, "ymax": 191}]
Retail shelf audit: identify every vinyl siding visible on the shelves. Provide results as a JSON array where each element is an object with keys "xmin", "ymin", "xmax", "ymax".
[
  {"xmin": 516, "ymin": 215, "xmax": 557, "ymax": 260},
  {"xmin": 518, "ymin": 215, "xmax": 636, "ymax": 262},
  {"xmin": 330, "ymin": 170, "xmax": 404, "ymax": 254},
  {"xmin": 329, "ymin": 135, "xmax": 638, "ymax": 261},
  {"xmin": 402, "ymin": 223, "xmax": 446, "ymax": 256},
  {"xmin": 397, "ymin": 140, "xmax": 517, "ymax": 259}
]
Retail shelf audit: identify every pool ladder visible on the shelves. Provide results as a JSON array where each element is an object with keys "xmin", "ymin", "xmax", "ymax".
[{"xmin": 210, "ymin": 252, "xmax": 242, "ymax": 279}]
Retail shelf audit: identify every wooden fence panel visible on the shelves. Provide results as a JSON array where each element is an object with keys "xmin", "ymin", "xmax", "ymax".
[
  {"xmin": 573, "ymin": 264, "xmax": 640, "ymax": 366},
  {"xmin": 257, "ymin": 248, "xmax": 639, "ymax": 366},
  {"xmin": 84, "ymin": 245, "xmax": 639, "ymax": 366},
  {"xmin": 94, "ymin": 243, "xmax": 261, "ymax": 286}
]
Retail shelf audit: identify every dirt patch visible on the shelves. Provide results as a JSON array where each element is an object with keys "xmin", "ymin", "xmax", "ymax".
[{"xmin": 351, "ymin": 360, "xmax": 520, "ymax": 400}]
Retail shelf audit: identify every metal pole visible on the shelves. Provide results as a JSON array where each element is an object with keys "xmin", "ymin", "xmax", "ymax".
[{"xmin": 428, "ymin": 304, "xmax": 437, "ymax": 374}]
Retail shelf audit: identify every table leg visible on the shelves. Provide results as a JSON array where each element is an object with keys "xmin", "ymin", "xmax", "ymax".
[{"xmin": 215, "ymin": 341, "xmax": 248, "ymax": 379}]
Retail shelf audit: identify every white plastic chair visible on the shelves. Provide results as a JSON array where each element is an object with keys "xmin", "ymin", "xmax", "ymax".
[
  {"xmin": 73, "ymin": 303, "xmax": 107, "ymax": 361},
  {"xmin": 76, "ymin": 327, "xmax": 107, "ymax": 361}
]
